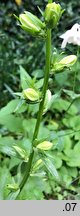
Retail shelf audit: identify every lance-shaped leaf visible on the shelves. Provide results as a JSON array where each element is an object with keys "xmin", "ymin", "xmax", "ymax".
[{"xmin": 40, "ymin": 152, "xmax": 60, "ymax": 181}]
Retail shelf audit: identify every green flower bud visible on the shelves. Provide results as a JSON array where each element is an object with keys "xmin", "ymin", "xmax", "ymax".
[
  {"xmin": 18, "ymin": 11, "xmax": 45, "ymax": 37},
  {"xmin": 37, "ymin": 141, "xmax": 53, "ymax": 151},
  {"xmin": 23, "ymin": 88, "xmax": 40, "ymax": 102},
  {"xmin": 44, "ymin": 2, "xmax": 62, "ymax": 29},
  {"xmin": 7, "ymin": 184, "xmax": 19, "ymax": 192},
  {"xmin": 13, "ymin": 145, "xmax": 28, "ymax": 161},
  {"xmin": 51, "ymin": 55, "xmax": 77, "ymax": 73},
  {"xmin": 59, "ymin": 55, "xmax": 77, "ymax": 66},
  {"xmin": 24, "ymin": 11, "xmax": 45, "ymax": 29},
  {"xmin": 32, "ymin": 159, "xmax": 42, "ymax": 171}
]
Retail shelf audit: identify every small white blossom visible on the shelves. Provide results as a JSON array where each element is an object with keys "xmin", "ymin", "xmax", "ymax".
[{"xmin": 60, "ymin": 23, "xmax": 80, "ymax": 48}]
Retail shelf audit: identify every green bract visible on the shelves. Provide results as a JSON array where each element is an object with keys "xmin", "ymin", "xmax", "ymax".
[
  {"xmin": 43, "ymin": 89, "xmax": 52, "ymax": 114},
  {"xmin": 32, "ymin": 159, "xmax": 42, "ymax": 171},
  {"xmin": 44, "ymin": 2, "xmax": 62, "ymax": 29},
  {"xmin": 18, "ymin": 11, "xmax": 45, "ymax": 37},
  {"xmin": 13, "ymin": 145, "xmax": 28, "ymax": 161}
]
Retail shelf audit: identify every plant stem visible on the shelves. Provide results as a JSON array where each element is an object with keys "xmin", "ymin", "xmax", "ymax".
[
  {"xmin": 17, "ymin": 0, "xmax": 52, "ymax": 197},
  {"xmin": 48, "ymin": 0, "xmax": 52, "ymax": 3},
  {"xmin": 19, "ymin": 151, "xmax": 34, "ymax": 191},
  {"xmin": 32, "ymin": 29, "xmax": 51, "ymax": 144}
]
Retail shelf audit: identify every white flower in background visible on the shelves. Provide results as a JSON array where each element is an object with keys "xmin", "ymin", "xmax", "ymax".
[{"xmin": 60, "ymin": 23, "xmax": 80, "ymax": 48}]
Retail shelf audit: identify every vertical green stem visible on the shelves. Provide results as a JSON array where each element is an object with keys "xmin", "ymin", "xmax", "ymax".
[
  {"xmin": 17, "ymin": 0, "xmax": 52, "ymax": 196},
  {"xmin": 48, "ymin": 0, "xmax": 52, "ymax": 3},
  {"xmin": 19, "ymin": 151, "xmax": 34, "ymax": 191},
  {"xmin": 32, "ymin": 29, "xmax": 51, "ymax": 143}
]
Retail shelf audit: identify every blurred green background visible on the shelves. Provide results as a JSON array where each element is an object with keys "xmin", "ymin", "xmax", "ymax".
[{"xmin": 0, "ymin": 0, "xmax": 80, "ymax": 107}]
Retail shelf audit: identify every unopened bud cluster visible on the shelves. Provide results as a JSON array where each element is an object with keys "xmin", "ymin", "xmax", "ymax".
[
  {"xmin": 15, "ymin": 2, "xmax": 63, "ymax": 37},
  {"xmin": 44, "ymin": 2, "xmax": 62, "ymax": 29}
]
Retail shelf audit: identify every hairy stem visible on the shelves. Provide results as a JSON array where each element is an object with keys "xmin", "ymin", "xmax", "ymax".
[{"xmin": 16, "ymin": 0, "xmax": 52, "ymax": 197}]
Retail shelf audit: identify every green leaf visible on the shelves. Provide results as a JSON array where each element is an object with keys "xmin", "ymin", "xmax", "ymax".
[
  {"xmin": 0, "ymin": 114, "xmax": 23, "ymax": 133},
  {"xmin": 0, "ymin": 99, "xmax": 20, "ymax": 117},
  {"xmin": 38, "ymin": 124, "xmax": 50, "ymax": 140},
  {"xmin": 43, "ymin": 157, "xmax": 59, "ymax": 180},
  {"xmin": 59, "ymin": 166, "xmax": 72, "ymax": 186},
  {"xmin": 63, "ymin": 116, "xmax": 80, "ymax": 130},
  {"xmin": 50, "ymin": 91, "xmax": 61, "ymax": 105},
  {"xmin": 32, "ymin": 69, "xmax": 44, "ymax": 78},
  {"xmin": 19, "ymin": 66, "xmax": 32, "ymax": 90},
  {"xmin": 52, "ymin": 154, "xmax": 62, "ymax": 169},
  {"xmin": 0, "ymin": 166, "xmax": 12, "ymax": 200},
  {"xmin": 13, "ymin": 145, "xmax": 28, "ymax": 161},
  {"xmin": 53, "ymin": 133, "xmax": 65, "ymax": 152},
  {"xmin": 63, "ymin": 137, "xmax": 72, "ymax": 155},
  {"xmin": 22, "ymin": 118, "xmax": 36, "ymax": 139},
  {"xmin": 66, "ymin": 141, "xmax": 80, "ymax": 167},
  {"xmin": 51, "ymin": 98, "xmax": 77, "ymax": 115},
  {"xmin": 14, "ymin": 99, "xmax": 27, "ymax": 113},
  {"xmin": 0, "ymin": 136, "xmax": 16, "ymax": 156},
  {"xmin": 55, "ymin": 71, "xmax": 68, "ymax": 86},
  {"xmin": 7, "ymin": 190, "xmax": 20, "ymax": 200},
  {"xmin": 67, "ymin": 167, "xmax": 78, "ymax": 178},
  {"xmin": 63, "ymin": 89, "xmax": 80, "ymax": 100},
  {"xmin": 0, "ymin": 136, "xmax": 31, "ymax": 159},
  {"xmin": 35, "ymin": 78, "xmax": 44, "ymax": 89},
  {"xmin": 67, "ymin": 154, "xmax": 80, "ymax": 167},
  {"xmin": 40, "ymin": 152, "xmax": 59, "ymax": 181},
  {"xmin": 47, "ymin": 120, "xmax": 59, "ymax": 131},
  {"xmin": 18, "ymin": 176, "xmax": 50, "ymax": 200}
]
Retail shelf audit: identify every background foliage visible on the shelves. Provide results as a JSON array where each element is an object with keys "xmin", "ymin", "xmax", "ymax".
[{"xmin": 0, "ymin": 0, "xmax": 80, "ymax": 200}]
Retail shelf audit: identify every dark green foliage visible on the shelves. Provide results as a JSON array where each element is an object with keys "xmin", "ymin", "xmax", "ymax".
[{"xmin": 0, "ymin": 0, "xmax": 80, "ymax": 200}]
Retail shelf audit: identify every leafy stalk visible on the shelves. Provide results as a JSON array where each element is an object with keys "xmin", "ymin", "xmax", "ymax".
[
  {"xmin": 32, "ymin": 29, "xmax": 51, "ymax": 143},
  {"xmin": 16, "ymin": 0, "xmax": 52, "ymax": 198}
]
